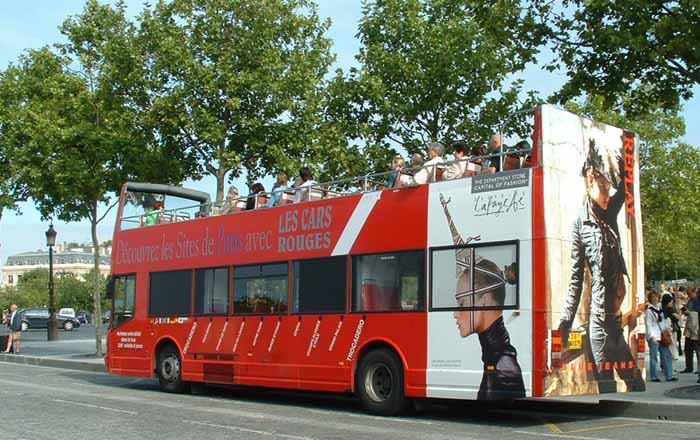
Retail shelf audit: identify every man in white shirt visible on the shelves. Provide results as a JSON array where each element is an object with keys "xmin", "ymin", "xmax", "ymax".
[
  {"xmin": 444, "ymin": 142, "xmax": 468, "ymax": 180},
  {"xmin": 413, "ymin": 142, "xmax": 445, "ymax": 185},
  {"xmin": 294, "ymin": 167, "xmax": 317, "ymax": 203},
  {"xmin": 3, "ymin": 304, "xmax": 20, "ymax": 353}
]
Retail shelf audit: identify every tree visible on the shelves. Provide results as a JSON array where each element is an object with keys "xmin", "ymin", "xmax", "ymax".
[
  {"xmin": 139, "ymin": 0, "xmax": 335, "ymax": 202},
  {"xmin": 0, "ymin": 70, "xmax": 29, "ymax": 224},
  {"xmin": 345, "ymin": 0, "xmax": 543, "ymax": 159},
  {"xmin": 1, "ymin": 1, "xmax": 187, "ymax": 355},
  {"xmin": 564, "ymin": 95, "xmax": 700, "ymax": 280},
  {"xmin": 533, "ymin": 0, "xmax": 700, "ymax": 114}
]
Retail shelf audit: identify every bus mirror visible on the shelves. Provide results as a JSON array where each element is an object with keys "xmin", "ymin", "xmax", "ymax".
[{"xmin": 105, "ymin": 276, "xmax": 115, "ymax": 299}]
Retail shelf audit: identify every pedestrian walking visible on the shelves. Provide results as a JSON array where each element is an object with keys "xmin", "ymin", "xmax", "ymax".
[
  {"xmin": 3, "ymin": 304, "xmax": 21, "ymax": 354},
  {"xmin": 646, "ymin": 292, "xmax": 677, "ymax": 382},
  {"xmin": 681, "ymin": 287, "xmax": 700, "ymax": 373}
]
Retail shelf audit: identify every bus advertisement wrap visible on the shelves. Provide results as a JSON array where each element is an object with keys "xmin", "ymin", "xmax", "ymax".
[
  {"xmin": 541, "ymin": 106, "xmax": 646, "ymax": 396},
  {"xmin": 426, "ymin": 172, "xmax": 533, "ymax": 400}
]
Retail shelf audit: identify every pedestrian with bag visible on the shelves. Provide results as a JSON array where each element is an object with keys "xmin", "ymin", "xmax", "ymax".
[
  {"xmin": 646, "ymin": 291, "xmax": 677, "ymax": 382},
  {"xmin": 681, "ymin": 287, "xmax": 700, "ymax": 373}
]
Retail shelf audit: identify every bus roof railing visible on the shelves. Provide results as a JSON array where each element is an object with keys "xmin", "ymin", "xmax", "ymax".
[{"xmin": 119, "ymin": 146, "xmax": 532, "ymax": 229}]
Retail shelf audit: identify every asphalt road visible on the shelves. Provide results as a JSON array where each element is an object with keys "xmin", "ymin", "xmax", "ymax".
[{"xmin": 1, "ymin": 362, "xmax": 700, "ymax": 440}]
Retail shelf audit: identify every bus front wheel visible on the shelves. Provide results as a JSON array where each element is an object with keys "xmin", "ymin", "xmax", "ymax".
[
  {"xmin": 157, "ymin": 345, "xmax": 189, "ymax": 393},
  {"xmin": 356, "ymin": 348, "xmax": 408, "ymax": 416}
]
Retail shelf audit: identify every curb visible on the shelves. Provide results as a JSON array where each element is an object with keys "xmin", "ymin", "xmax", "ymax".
[
  {"xmin": 0, "ymin": 353, "xmax": 107, "ymax": 373},
  {"xmin": 515, "ymin": 397, "xmax": 700, "ymax": 422}
]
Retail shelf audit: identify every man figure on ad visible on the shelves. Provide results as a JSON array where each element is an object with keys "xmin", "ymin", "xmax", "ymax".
[{"xmin": 558, "ymin": 139, "xmax": 645, "ymax": 393}]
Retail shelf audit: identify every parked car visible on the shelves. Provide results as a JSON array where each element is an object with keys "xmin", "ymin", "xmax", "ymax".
[
  {"xmin": 76, "ymin": 310, "xmax": 90, "ymax": 325},
  {"xmin": 18, "ymin": 308, "xmax": 81, "ymax": 331},
  {"xmin": 58, "ymin": 307, "xmax": 76, "ymax": 318}
]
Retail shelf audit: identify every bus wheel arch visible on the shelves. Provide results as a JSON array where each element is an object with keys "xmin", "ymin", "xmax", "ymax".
[
  {"xmin": 154, "ymin": 338, "xmax": 189, "ymax": 394},
  {"xmin": 354, "ymin": 340, "xmax": 409, "ymax": 416}
]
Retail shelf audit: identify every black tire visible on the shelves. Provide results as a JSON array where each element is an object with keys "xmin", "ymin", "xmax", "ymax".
[
  {"xmin": 20, "ymin": 321, "xmax": 29, "ymax": 332},
  {"xmin": 356, "ymin": 348, "xmax": 408, "ymax": 416},
  {"xmin": 63, "ymin": 321, "xmax": 74, "ymax": 331},
  {"xmin": 157, "ymin": 344, "xmax": 189, "ymax": 393}
]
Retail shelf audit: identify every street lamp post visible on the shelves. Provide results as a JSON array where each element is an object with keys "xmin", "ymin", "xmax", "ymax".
[{"xmin": 45, "ymin": 224, "xmax": 58, "ymax": 341}]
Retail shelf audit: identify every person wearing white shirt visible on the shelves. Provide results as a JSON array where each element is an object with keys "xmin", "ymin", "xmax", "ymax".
[
  {"xmin": 413, "ymin": 143, "xmax": 445, "ymax": 185},
  {"xmin": 3, "ymin": 304, "xmax": 20, "ymax": 353},
  {"xmin": 294, "ymin": 167, "xmax": 317, "ymax": 203},
  {"xmin": 646, "ymin": 291, "xmax": 675, "ymax": 382},
  {"xmin": 443, "ymin": 142, "xmax": 468, "ymax": 180}
]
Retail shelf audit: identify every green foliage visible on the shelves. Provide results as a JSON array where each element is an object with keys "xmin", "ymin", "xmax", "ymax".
[
  {"xmin": 534, "ymin": 0, "xmax": 700, "ymax": 114},
  {"xmin": 0, "ymin": 268, "xmax": 108, "ymax": 313},
  {"xmin": 139, "ymin": 0, "xmax": 335, "ymax": 202},
  {"xmin": 564, "ymin": 95, "xmax": 700, "ymax": 280},
  {"xmin": 343, "ymin": 0, "xmax": 544, "ymax": 160}
]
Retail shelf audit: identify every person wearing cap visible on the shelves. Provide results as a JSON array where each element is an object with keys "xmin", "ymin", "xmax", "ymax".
[
  {"xmin": 220, "ymin": 185, "xmax": 240, "ymax": 215},
  {"xmin": 413, "ymin": 142, "xmax": 445, "ymax": 185},
  {"xmin": 558, "ymin": 139, "xmax": 645, "ymax": 393}
]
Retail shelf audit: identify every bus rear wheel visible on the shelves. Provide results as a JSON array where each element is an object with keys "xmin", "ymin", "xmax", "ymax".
[
  {"xmin": 356, "ymin": 348, "xmax": 408, "ymax": 416},
  {"xmin": 157, "ymin": 345, "xmax": 189, "ymax": 393}
]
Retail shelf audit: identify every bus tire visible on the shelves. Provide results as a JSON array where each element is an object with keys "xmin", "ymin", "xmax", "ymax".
[
  {"xmin": 157, "ymin": 344, "xmax": 189, "ymax": 393},
  {"xmin": 356, "ymin": 348, "xmax": 408, "ymax": 416}
]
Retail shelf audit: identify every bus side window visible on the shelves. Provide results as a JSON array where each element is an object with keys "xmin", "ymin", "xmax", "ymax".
[
  {"xmin": 194, "ymin": 267, "xmax": 229, "ymax": 315},
  {"xmin": 149, "ymin": 270, "xmax": 192, "ymax": 317},
  {"xmin": 113, "ymin": 274, "xmax": 136, "ymax": 328},
  {"xmin": 352, "ymin": 250, "xmax": 425, "ymax": 312},
  {"xmin": 233, "ymin": 263, "xmax": 288, "ymax": 315},
  {"xmin": 293, "ymin": 256, "xmax": 346, "ymax": 314}
]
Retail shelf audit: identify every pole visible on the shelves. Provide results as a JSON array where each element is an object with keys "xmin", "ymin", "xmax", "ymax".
[{"xmin": 47, "ymin": 244, "xmax": 58, "ymax": 341}]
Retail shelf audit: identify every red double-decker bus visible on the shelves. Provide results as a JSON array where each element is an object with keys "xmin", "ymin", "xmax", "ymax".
[{"xmin": 106, "ymin": 105, "xmax": 647, "ymax": 415}]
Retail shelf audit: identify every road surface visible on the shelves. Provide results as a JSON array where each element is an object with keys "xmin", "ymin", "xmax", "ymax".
[{"xmin": 1, "ymin": 362, "xmax": 699, "ymax": 439}]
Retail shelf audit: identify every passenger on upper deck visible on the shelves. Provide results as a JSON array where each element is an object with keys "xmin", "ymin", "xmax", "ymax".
[
  {"xmin": 387, "ymin": 155, "xmax": 405, "ymax": 188},
  {"xmin": 487, "ymin": 134, "xmax": 503, "ymax": 173},
  {"xmin": 293, "ymin": 167, "xmax": 317, "ymax": 203},
  {"xmin": 219, "ymin": 185, "xmax": 240, "ymax": 215},
  {"xmin": 246, "ymin": 182, "xmax": 266, "ymax": 210},
  {"xmin": 145, "ymin": 200, "xmax": 164, "ymax": 226},
  {"xmin": 265, "ymin": 173, "xmax": 289, "ymax": 207},
  {"xmin": 412, "ymin": 142, "xmax": 444, "ymax": 185},
  {"xmin": 410, "ymin": 153, "xmax": 424, "ymax": 170},
  {"xmin": 444, "ymin": 142, "xmax": 468, "ymax": 180}
]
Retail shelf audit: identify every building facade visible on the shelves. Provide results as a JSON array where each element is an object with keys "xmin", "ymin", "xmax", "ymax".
[{"xmin": 2, "ymin": 249, "xmax": 110, "ymax": 287}]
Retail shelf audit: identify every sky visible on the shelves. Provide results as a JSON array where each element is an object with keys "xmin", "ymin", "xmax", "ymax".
[{"xmin": 1, "ymin": 1, "xmax": 699, "ymax": 269}]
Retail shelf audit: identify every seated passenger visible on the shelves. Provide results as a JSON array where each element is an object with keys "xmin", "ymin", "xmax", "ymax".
[
  {"xmin": 219, "ymin": 185, "xmax": 240, "ymax": 215},
  {"xmin": 412, "ymin": 142, "xmax": 445, "ymax": 185},
  {"xmin": 265, "ymin": 173, "xmax": 289, "ymax": 207},
  {"xmin": 145, "ymin": 199, "xmax": 164, "ymax": 226},
  {"xmin": 245, "ymin": 182, "xmax": 266, "ymax": 210},
  {"xmin": 410, "ymin": 153, "xmax": 424, "ymax": 171},
  {"xmin": 465, "ymin": 145, "xmax": 486, "ymax": 176},
  {"xmin": 387, "ymin": 155, "xmax": 405, "ymax": 188},
  {"xmin": 444, "ymin": 142, "xmax": 468, "ymax": 180},
  {"xmin": 293, "ymin": 167, "xmax": 317, "ymax": 203},
  {"xmin": 486, "ymin": 133, "xmax": 503, "ymax": 174}
]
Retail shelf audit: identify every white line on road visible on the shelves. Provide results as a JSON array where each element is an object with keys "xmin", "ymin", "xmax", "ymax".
[
  {"xmin": 513, "ymin": 431, "xmax": 610, "ymax": 440},
  {"xmin": 305, "ymin": 408, "xmax": 435, "ymax": 425},
  {"xmin": 53, "ymin": 398, "xmax": 137, "ymax": 415},
  {"xmin": 183, "ymin": 420, "xmax": 316, "ymax": 440}
]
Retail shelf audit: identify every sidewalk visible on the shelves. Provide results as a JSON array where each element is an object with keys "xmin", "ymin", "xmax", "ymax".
[{"xmin": 0, "ymin": 336, "xmax": 107, "ymax": 373}]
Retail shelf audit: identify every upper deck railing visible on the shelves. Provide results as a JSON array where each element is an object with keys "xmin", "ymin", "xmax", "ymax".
[{"xmin": 119, "ymin": 146, "xmax": 533, "ymax": 231}]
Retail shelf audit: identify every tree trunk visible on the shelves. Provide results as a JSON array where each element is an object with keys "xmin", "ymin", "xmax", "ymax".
[
  {"xmin": 215, "ymin": 166, "xmax": 226, "ymax": 205},
  {"xmin": 91, "ymin": 203, "xmax": 104, "ymax": 356}
]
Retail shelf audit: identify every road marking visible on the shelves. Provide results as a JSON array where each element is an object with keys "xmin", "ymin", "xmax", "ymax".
[
  {"xmin": 513, "ymin": 431, "xmax": 610, "ymax": 440},
  {"xmin": 183, "ymin": 420, "xmax": 316, "ymax": 440},
  {"xmin": 53, "ymin": 398, "xmax": 137, "ymax": 415},
  {"xmin": 304, "ymin": 408, "xmax": 435, "ymax": 425},
  {"xmin": 565, "ymin": 422, "xmax": 646, "ymax": 434},
  {"xmin": 541, "ymin": 418, "xmax": 563, "ymax": 433}
]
